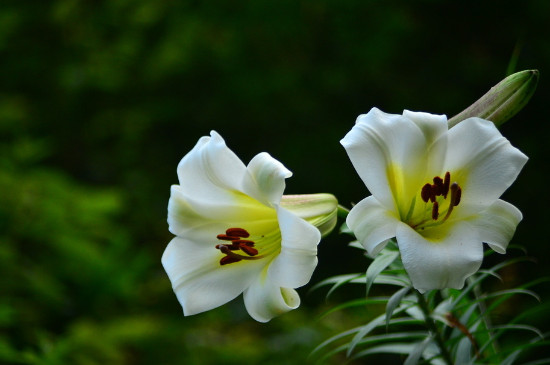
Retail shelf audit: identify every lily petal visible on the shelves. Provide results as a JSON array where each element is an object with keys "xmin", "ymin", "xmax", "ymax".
[
  {"xmin": 176, "ymin": 131, "xmax": 247, "ymax": 206},
  {"xmin": 347, "ymin": 196, "xmax": 400, "ymax": 256},
  {"xmin": 267, "ymin": 206, "xmax": 320, "ymax": 288},
  {"xmin": 162, "ymin": 237, "xmax": 265, "ymax": 315},
  {"xmin": 403, "ymin": 110, "xmax": 448, "ymax": 175},
  {"xmin": 242, "ymin": 152, "xmax": 292, "ymax": 206},
  {"xmin": 470, "ymin": 199, "xmax": 523, "ymax": 254},
  {"xmin": 445, "ymin": 118, "xmax": 528, "ymax": 216},
  {"xmin": 396, "ymin": 221, "xmax": 483, "ymax": 292},
  {"xmin": 243, "ymin": 274, "xmax": 301, "ymax": 322},
  {"xmin": 341, "ymin": 108, "xmax": 432, "ymax": 212},
  {"xmin": 168, "ymin": 185, "xmax": 277, "ymax": 241}
]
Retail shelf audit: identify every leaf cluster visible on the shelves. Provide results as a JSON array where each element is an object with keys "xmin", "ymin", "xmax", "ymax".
[{"xmin": 310, "ymin": 238, "xmax": 550, "ymax": 364}]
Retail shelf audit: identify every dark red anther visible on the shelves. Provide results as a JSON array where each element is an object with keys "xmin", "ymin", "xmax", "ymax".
[
  {"xmin": 442, "ymin": 172, "xmax": 451, "ymax": 198},
  {"xmin": 433, "ymin": 176, "xmax": 444, "ymax": 196},
  {"xmin": 450, "ymin": 182, "xmax": 462, "ymax": 207},
  {"xmin": 220, "ymin": 256, "xmax": 241, "ymax": 265},
  {"xmin": 429, "ymin": 187, "xmax": 437, "ymax": 203},
  {"xmin": 454, "ymin": 186, "xmax": 462, "ymax": 206},
  {"xmin": 421, "ymin": 183, "xmax": 432, "ymax": 203},
  {"xmin": 233, "ymin": 239, "xmax": 255, "ymax": 247},
  {"xmin": 239, "ymin": 245, "xmax": 259, "ymax": 256},
  {"xmin": 226, "ymin": 228, "xmax": 250, "ymax": 238},
  {"xmin": 432, "ymin": 201, "xmax": 439, "ymax": 220},
  {"xmin": 216, "ymin": 243, "xmax": 239, "ymax": 251},
  {"xmin": 217, "ymin": 234, "xmax": 235, "ymax": 241}
]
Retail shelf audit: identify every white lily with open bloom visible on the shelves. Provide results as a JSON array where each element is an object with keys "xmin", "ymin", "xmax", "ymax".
[
  {"xmin": 341, "ymin": 108, "xmax": 527, "ymax": 292},
  {"xmin": 162, "ymin": 131, "xmax": 337, "ymax": 322}
]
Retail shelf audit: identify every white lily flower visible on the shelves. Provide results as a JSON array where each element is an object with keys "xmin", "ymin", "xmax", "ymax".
[
  {"xmin": 341, "ymin": 108, "xmax": 528, "ymax": 292},
  {"xmin": 162, "ymin": 131, "xmax": 328, "ymax": 322}
]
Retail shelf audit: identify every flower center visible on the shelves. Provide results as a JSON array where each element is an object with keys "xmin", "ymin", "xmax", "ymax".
[
  {"xmin": 406, "ymin": 171, "xmax": 463, "ymax": 231},
  {"xmin": 215, "ymin": 227, "xmax": 280, "ymax": 265}
]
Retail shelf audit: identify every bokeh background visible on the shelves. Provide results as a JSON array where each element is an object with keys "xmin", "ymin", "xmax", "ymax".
[{"xmin": 1, "ymin": 1, "xmax": 549, "ymax": 364}]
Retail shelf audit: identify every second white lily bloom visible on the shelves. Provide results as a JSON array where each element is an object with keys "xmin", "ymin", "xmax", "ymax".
[{"xmin": 341, "ymin": 108, "xmax": 527, "ymax": 292}]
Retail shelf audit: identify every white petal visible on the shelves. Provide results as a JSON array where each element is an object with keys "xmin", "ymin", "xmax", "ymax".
[
  {"xmin": 445, "ymin": 118, "xmax": 528, "ymax": 216},
  {"xmin": 162, "ymin": 237, "xmax": 266, "ymax": 316},
  {"xmin": 347, "ymin": 196, "xmax": 400, "ymax": 256},
  {"xmin": 243, "ymin": 274, "xmax": 301, "ymax": 322},
  {"xmin": 341, "ymin": 108, "xmax": 434, "ymax": 212},
  {"xmin": 396, "ymin": 221, "xmax": 483, "ymax": 291},
  {"xmin": 403, "ymin": 110, "xmax": 448, "ymax": 175},
  {"xmin": 469, "ymin": 199, "xmax": 522, "ymax": 254},
  {"xmin": 176, "ymin": 131, "xmax": 247, "ymax": 206},
  {"xmin": 402, "ymin": 110, "xmax": 448, "ymax": 147},
  {"xmin": 242, "ymin": 152, "xmax": 292, "ymax": 206},
  {"xmin": 267, "ymin": 206, "xmax": 320, "ymax": 288},
  {"xmin": 167, "ymin": 185, "xmax": 277, "ymax": 241}
]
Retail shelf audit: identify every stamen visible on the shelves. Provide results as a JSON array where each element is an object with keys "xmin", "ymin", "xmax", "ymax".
[
  {"xmin": 225, "ymin": 228, "xmax": 250, "ymax": 238},
  {"xmin": 220, "ymin": 256, "xmax": 241, "ymax": 265},
  {"xmin": 442, "ymin": 172, "xmax": 450, "ymax": 198},
  {"xmin": 431, "ymin": 201, "xmax": 439, "ymax": 220},
  {"xmin": 239, "ymin": 245, "xmax": 259, "ymax": 256},
  {"xmin": 233, "ymin": 239, "xmax": 255, "ymax": 247},
  {"xmin": 429, "ymin": 188, "xmax": 437, "ymax": 203},
  {"xmin": 421, "ymin": 184, "xmax": 432, "ymax": 203},
  {"xmin": 454, "ymin": 186, "xmax": 462, "ymax": 206},
  {"xmin": 450, "ymin": 182, "xmax": 461, "ymax": 206},
  {"xmin": 215, "ymin": 243, "xmax": 240, "ymax": 250},
  {"xmin": 215, "ymin": 227, "xmax": 265, "ymax": 265},
  {"xmin": 433, "ymin": 176, "xmax": 444, "ymax": 196}
]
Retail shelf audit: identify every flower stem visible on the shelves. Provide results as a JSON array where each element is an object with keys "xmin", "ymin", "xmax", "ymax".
[
  {"xmin": 337, "ymin": 204, "xmax": 350, "ymax": 218},
  {"xmin": 415, "ymin": 290, "xmax": 453, "ymax": 365}
]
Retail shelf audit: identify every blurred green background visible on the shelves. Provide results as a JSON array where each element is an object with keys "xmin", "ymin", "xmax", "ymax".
[{"xmin": 1, "ymin": 0, "xmax": 549, "ymax": 364}]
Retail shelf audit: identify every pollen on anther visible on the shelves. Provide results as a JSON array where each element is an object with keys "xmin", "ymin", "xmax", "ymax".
[
  {"xmin": 421, "ymin": 183, "xmax": 432, "ymax": 203},
  {"xmin": 454, "ymin": 187, "xmax": 462, "ymax": 206},
  {"xmin": 433, "ymin": 176, "xmax": 444, "ymax": 196},
  {"xmin": 432, "ymin": 201, "xmax": 439, "ymax": 220},
  {"xmin": 443, "ymin": 172, "xmax": 451, "ymax": 198},
  {"xmin": 220, "ymin": 256, "xmax": 241, "ymax": 265},
  {"xmin": 225, "ymin": 228, "xmax": 250, "ymax": 238},
  {"xmin": 233, "ymin": 239, "xmax": 255, "ymax": 247},
  {"xmin": 239, "ymin": 245, "xmax": 259, "ymax": 256}
]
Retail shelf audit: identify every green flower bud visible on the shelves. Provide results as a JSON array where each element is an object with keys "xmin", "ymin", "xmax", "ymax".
[
  {"xmin": 280, "ymin": 193, "xmax": 338, "ymax": 237},
  {"xmin": 448, "ymin": 69, "xmax": 539, "ymax": 128}
]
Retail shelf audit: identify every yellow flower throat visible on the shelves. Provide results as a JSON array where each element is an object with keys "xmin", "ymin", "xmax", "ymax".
[{"xmin": 405, "ymin": 171, "xmax": 463, "ymax": 231}]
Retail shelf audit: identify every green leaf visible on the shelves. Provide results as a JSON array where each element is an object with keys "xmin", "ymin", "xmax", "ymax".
[
  {"xmin": 404, "ymin": 336, "xmax": 432, "ymax": 365},
  {"xmin": 309, "ymin": 273, "xmax": 362, "ymax": 294},
  {"xmin": 455, "ymin": 336, "xmax": 473, "ymax": 365},
  {"xmin": 386, "ymin": 286, "xmax": 411, "ymax": 330},
  {"xmin": 347, "ymin": 307, "xmax": 421, "ymax": 356},
  {"xmin": 318, "ymin": 297, "xmax": 390, "ymax": 319},
  {"xmin": 351, "ymin": 343, "xmax": 416, "ymax": 360},
  {"xmin": 366, "ymin": 249, "xmax": 399, "ymax": 296},
  {"xmin": 312, "ymin": 332, "xmax": 427, "ymax": 364}
]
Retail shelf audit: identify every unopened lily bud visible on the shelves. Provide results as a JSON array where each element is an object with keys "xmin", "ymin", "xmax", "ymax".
[
  {"xmin": 280, "ymin": 193, "xmax": 338, "ymax": 237},
  {"xmin": 448, "ymin": 69, "xmax": 539, "ymax": 128}
]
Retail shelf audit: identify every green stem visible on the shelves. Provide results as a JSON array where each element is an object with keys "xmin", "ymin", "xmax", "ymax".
[
  {"xmin": 337, "ymin": 204, "xmax": 350, "ymax": 218},
  {"xmin": 415, "ymin": 291, "xmax": 453, "ymax": 365}
]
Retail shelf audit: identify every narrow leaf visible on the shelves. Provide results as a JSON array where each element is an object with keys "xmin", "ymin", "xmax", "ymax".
[
  {"xmin": 366, "ymin": 249, "xmax": 399, "ymax": 295},
  {"xmin": 386, "ymin": 286, "xmax": 411, "ymax": 330},
  {"xmin": 404, "ymin": 336, "xmax": 433, "ymax": 365}
]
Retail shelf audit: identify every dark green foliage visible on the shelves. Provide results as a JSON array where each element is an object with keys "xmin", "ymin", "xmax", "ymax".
[
  {"xmin": 1, "ymin": 0, "xmax": 550, "ymax": 364},
  {"xmin": 311, "ymin": 241, "xmax": 550, "ymax": 364}
]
